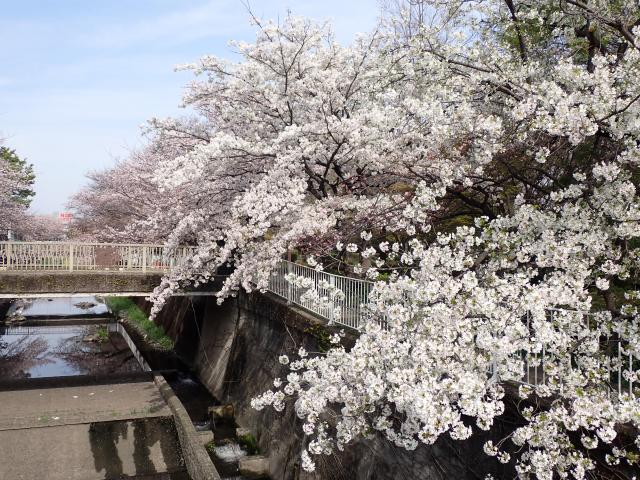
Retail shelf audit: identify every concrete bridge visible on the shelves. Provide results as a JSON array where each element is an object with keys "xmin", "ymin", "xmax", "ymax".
[{"xmin": 0, "ymin": 241, "xmax": 214, "ymax": 298}]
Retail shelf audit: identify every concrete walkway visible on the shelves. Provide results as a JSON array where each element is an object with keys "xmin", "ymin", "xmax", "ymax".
[
  {"xmin": 0, "ymin": 381, "xmax": 171, "ymax": 430},
  {"xmin": 0, "ymin": 381, "xmax": 189, "ymax": 479}
]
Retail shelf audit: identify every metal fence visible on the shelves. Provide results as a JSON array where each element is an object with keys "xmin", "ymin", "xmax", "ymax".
[
  {"xmin": 269, "ymin": 260, "xmax": 373, "ymax": 330},
  {"xmin": 270, "ymin": 261, "xmax": 637, "ymax": 398},
  {"xmin": 520, "ymin": 309, "xmax": 638, "ymax": 398},
  {"xmin": 0, "ymin": 241, "xmax": 194, "ymax": 273}
]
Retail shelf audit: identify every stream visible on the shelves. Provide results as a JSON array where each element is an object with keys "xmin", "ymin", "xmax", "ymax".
[{"xmin": 166, "ymin": 370, "xmax": 264, "ymax": 479}]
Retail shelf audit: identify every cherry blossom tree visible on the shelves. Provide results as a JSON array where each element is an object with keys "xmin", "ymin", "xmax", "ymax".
[
  {"xmin": 16, "ymin": 214, "xmax": 66, "ymax": 241},
  {"xmin": 145, "ymin": 13, "xmax": 506, "ymax": 313},
  {"xmin": 247, "ymin": 3, "xmax": 640, "ymax": 478},
  {"xmin": 71, "ymin": 2, "xmax": 640, "ymax": 477},
  {"xmin": 69, "ymin": 118, "xmax": 208, "ymax": 242}
]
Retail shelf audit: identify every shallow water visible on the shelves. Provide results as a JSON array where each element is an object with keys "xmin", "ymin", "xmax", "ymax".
[
  {"xmin": 8, "ymin": 296, "xmax": 109, "ymax": 318},
  {"xmin": 214, "ymin": 443, "xmax": 248, "ymax": 463},
  {"xmin": 0, "ymin": 325, "xmax": 142, "ymax": 378}
]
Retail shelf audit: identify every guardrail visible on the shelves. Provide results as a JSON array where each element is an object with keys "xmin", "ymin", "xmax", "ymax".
[
  {"xmin": 0, "ymin": 241, "xmax": 194, "ymax": 273},
  {"xmin": 269, "ymin": 260, "xmax": 637, "ymax": 398},
  {"xmin": 269, "ymin": 260, "xmax": 373, "ymax": 330}
]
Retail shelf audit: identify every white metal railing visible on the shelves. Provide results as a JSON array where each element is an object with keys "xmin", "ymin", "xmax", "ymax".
[
  {"xmin": 0, "ymin": 241, "xmax": 194, "ymax": 273},
  {"xmin": 270, "ymin": 260, "xmax": 638, "ymax": 398},
  {"xmin": 520, "ymin": 309, "xmax": 638, "ymax": 398},
  {"xmin": 269, "ymin": 260, "xmax": 373, "ymax": 330}
]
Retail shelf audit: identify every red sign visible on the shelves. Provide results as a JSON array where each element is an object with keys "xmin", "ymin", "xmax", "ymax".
[{"xmin": 58, "ymin": 212, "xmax": 73, "ymax": 223}]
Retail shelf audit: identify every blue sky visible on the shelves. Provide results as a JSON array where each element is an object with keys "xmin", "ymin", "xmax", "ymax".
[{"xmin": 0, "ymin": 0, "xmax": 380, "ymax": 214}]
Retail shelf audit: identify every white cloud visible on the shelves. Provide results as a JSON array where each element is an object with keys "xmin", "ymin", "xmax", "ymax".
[{"xmin": 82, "ymin": 0, "xmax": 246, "ymax": 49}]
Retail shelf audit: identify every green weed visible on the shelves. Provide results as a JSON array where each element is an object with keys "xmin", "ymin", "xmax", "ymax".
[
  {"xmin": 237, "ymin": 432, "xmax": 260, "ymax": 455},
  {"xmin": 95, "ymin": 326, "xmax": 109, "ymax": 343},
  {"xmin": 105, "ymin": 297, "xmax": 174, "ymax": 349}
]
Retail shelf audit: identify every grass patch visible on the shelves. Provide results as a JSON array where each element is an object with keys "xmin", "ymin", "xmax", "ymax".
[
  {"xmin": 205, "ymin": 440, "xmax": 216, "ymax": 454},
  {"xmin": 95, "ymin": 326, "xmax": 109, "ymax": 343},
  {"xmin": 304, "ymin": 324, "xmax": 333, "ymax": 353},
  {"xmin": 237, "ymin": 432, "xmax": 260, "ymax": 455},
  {"xmin": 105, "ymin": 297, "xmax": 174, "ymax": 349}
]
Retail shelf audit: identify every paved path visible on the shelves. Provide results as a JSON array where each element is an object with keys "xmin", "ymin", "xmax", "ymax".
[
  {"xmin": 0, "ymin": 381, "xmax": 171, "ymax": 430},
  {"xmin": 0, "ymin": 381, "xmax": 189, "ymax": 479}
]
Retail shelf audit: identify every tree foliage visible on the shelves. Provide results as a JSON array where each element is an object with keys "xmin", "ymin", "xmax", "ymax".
[
  {"xmin": 0, "ymin": 145, "xmax": 34, "ymax": 233},
  {"xmin": 0, "ymin": 146, "xmax": 34, "ymax": 207},
  {"xmin": 71, "ymin": 1, "xmax": 640, "ymax": 477}
]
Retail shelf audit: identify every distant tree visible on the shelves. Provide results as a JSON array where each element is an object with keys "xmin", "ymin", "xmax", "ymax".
[
  {"xmin": 0, "ymin": 145, "xmax": 64, "ymax": 241},
  {"xmin": 68, "ymin": 118, "xmax": 208, "ymax": 242},
  {"xmin": 16, "ymin": 215, "xmax": 66, "ymax": 241},
  {"xmin": 0, "ymin": 145, "xmax": 33, "ymax": 234},
  {"xmin": 0, "ymin": 146, "xmax": 35, "ymax": 207}
]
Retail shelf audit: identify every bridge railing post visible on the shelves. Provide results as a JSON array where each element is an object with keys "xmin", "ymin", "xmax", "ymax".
[
  {"xmin": 69, "ymin": 244, "xmax": 74, "ymax": 272},
  {"xmin": 329, "ymin": 274, "xmax": 335, "ymax": 323},
  {"xmin": 286, "ymin": 261, "xmax": 293, "ymax": 305},
  {"xmin": 142, "ymin": 246, "xmax": 147, "ymax": 273},
  {"xmin": 6, "ymin": 242, "xmax": 12, "ymax": 270}
]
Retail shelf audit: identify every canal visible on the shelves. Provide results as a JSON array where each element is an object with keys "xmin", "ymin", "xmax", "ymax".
[
  {"xmin": 0, "ymin": 296, "xmax": 268, "ymax": 480},
  {"xmin": 0, "ymin": 296, "xmax": 191, "ymax": 480}
]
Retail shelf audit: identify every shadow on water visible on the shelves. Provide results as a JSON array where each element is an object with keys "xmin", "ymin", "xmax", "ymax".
[{"xmin": 88, "ymin": 417, "xmax": 189, "ymax": 480}]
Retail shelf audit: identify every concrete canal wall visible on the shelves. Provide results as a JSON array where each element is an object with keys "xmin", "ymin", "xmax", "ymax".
[{"xmin": 149, "ymin": 293, "xmax": 519, "ymax": 480}]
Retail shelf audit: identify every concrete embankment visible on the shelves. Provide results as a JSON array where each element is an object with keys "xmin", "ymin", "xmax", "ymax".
[
  {"xmin": 149, "ymin": 293, "xmax": 519, "ymax": 480},
  {"xmin": 154, "ymin": 374, "xmax": 221, "ymax": 480}
]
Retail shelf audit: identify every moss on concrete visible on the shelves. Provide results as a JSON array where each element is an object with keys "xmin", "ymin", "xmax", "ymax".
[{"xmin": 106, "ymin": 297, "xmax": 174, "ymax": 349}]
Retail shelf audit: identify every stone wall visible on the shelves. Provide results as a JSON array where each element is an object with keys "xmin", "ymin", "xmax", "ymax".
[{"xmin": 153, "ymin": 293, "xmax": 518, "ymax": 480}]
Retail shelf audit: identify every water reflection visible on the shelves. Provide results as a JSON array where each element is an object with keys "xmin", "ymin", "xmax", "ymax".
[
  {"xmin": 0, "ymin": 325, "xmax": 141, "ymax": 378},
  {"xmin": 0, "ymin": 334, "xmax": 51, "ymax": 378},
  {"xmin": 7, "ymin": 296, "xmax": 109, "ymax": 318}
]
